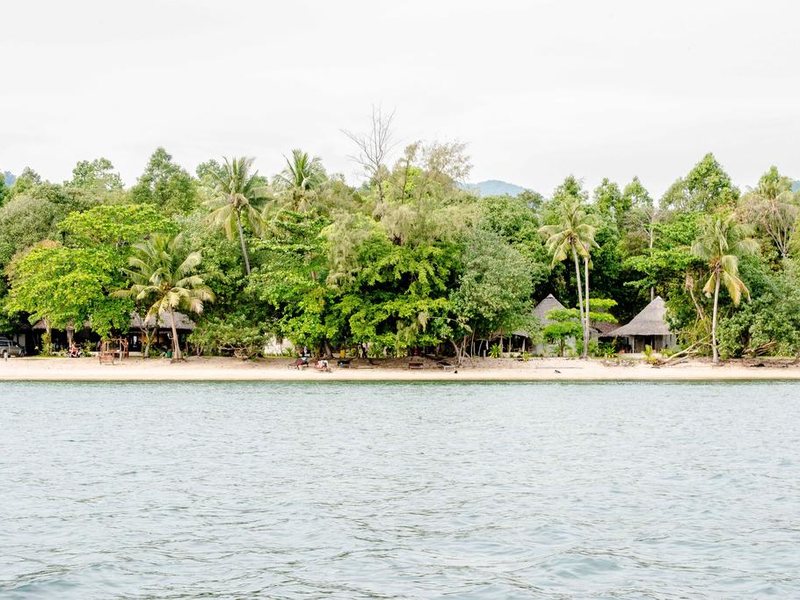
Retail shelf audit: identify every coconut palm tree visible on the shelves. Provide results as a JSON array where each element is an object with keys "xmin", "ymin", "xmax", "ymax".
[
  {"xmin": 206, "ymin": 157, "xmax": 268, "ymax": 275},
  {"xmin": 273, "ymin": 149, "xmax": 327, "ymax": 211},
  {"xmin": 691, "ymin": 213, "xmax": 758, "ymax": 363},
  {"xmin": 116, "ymin": 233, "xmax": 214, "ymax": 361},
  {"xmin": 539, "ymin": 197, "xmax": 598, "ymax": 358}
]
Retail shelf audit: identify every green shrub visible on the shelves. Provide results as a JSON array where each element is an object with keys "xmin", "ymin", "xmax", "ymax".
[
  {"xmin": 592, "ymin": 341, "xmax": 617, "ymax": 358},
  {"xmin": 189, "ymin": 317, "xmax": 267, "ymax": 359},
  {"xmin": 40, "ymin": 331, "xmax": 52, "ymax": 356},
  {"xmin": 642, "ymin": 344, "xmax": 658, "ymax": 364}
]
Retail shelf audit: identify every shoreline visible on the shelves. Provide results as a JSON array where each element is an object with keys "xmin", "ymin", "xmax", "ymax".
[{"xmin": 2, "ymin": 356, "xmax": 800, "ymax": 382}]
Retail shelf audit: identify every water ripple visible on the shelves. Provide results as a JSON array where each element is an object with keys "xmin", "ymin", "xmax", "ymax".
[{"xmin": 1, "ymin": 381, "xmax": 799, "ymax": 598}]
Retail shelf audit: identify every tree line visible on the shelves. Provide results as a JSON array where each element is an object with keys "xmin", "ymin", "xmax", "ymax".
[{"xmin": 2, "ymin": 121, "xmax": 799, "ymax": 363}]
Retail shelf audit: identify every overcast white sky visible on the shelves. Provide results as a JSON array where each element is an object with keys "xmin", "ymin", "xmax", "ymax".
[{"xmin": 2, "ymin": 0, "xmax": 798, "ymax": 197}]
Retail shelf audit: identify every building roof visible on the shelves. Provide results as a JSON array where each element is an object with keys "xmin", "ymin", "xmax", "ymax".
[
  {"xmin": 512, "ymin": 294, "xmax": 567, "ymax": 337},
  {"xmin": 32, "ymin": 311, "xmax": 197, "ymax": 332},
  {"xmin": 609, "ymin": 296, "xmax": 672, "ymax": 337},
  {"xmin": 32, "ymin": 320, "xmax": 90, "ymax": 330},
  {"xmin": 131, "ymin": 311, "xmax": 196, "ymax": 331},
  {"xmin": 532, "ymin": 294, "xmax": 567, "ymax": 325},
  {"xmin": 593, "ymin": 321, "xmax": 619, "ymax": 335}
]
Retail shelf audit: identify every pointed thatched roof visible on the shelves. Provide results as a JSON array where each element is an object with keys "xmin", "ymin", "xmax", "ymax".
[
  {"xmin": 610, "ymin": 296, "xmax": 672, "ymax": 337},
  {"xmin": 532, "ymin": 294, "xmax": 566, "ymax": 326},
  {"xmin": 512, "ymin": 294, "xmax": 567, "ymax": 337}
]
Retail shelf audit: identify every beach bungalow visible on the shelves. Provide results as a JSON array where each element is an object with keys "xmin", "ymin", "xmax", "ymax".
[
  {"xmin": 509, "ymin": 294, "xmax": 576, "ymax": 355},
  {"xmin": 128, "ymin": 311, "xmax": 196, "ymax": 354},
  {"xmin": 30, "ymin": 311, "xmax": 197, "ymax": 355},
  {"xmin": 608, "ymin": 296, "xmax": 676, "ymax": 352},
  {"xmin": 533, "ymin": 294, "xmax": 572, "ymax": 355}
]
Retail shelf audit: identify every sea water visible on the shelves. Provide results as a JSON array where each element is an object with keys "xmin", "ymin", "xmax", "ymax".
[{"xmin": 1, "ymin": 381, "xmax": 799, "ymax": 598}]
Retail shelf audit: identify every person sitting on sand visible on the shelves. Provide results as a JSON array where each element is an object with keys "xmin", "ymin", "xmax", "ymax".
[
  {"xmin": 68, "ymin": 343, "xmax": 80, "ymax": 358},
  {"xmin": 315, "ymin": 358, "xmax": 330, "ymax": 372}
]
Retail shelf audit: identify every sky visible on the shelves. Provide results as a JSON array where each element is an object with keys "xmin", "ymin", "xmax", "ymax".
[{"xmin": 2, "ymin": 0, "xmax": 798, "ymax": 197}]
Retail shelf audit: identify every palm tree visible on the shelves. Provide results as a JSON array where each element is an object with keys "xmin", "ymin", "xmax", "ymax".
[
  {"xmin": 273, "ymin": 149, "xmax": 327, "ymax": 211},
  {"xmin": 206, "ymin": 157, "xmax": 268, "ymax": 275},
  {"xmin": 116, "ymin": 233, "xmax": 214, "ymax": 361},
  {"xmin": 540, "ymin": 197, "xmax": 598, "ymax": 358},
  {"xmin": 691, "ymin": 213, "xmax": 758, "ymax": 363}
]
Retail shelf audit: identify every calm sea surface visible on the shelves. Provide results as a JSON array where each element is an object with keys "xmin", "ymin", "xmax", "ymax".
[{"xmin": 1, "ymin": 381, "xmax": 799, "ymax": 599}]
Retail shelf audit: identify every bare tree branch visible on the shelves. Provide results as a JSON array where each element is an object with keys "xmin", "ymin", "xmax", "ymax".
[{"xmin": 342, "ymin": 105, "xmax": 397, "ymax": 201}]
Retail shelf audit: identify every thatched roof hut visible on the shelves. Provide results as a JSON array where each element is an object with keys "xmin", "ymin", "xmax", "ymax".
[
  {"xmin": 609, "ymin": 296, "xmax": 676, "ymax": 351},
  {"xmin": 512, "ymin": 294, "xmax": 566, "ymax": 338},
  {"xmin": 533, "ymin": 294, "xmax": 567, "ymax": 327}
]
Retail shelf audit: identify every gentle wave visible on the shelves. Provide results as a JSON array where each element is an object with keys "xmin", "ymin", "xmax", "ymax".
[{"xmin": 1, "ymin": 382, "xmax": 799, "ymax": 598}]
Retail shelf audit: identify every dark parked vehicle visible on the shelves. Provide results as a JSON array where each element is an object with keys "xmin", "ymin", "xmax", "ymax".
[{"xmin": 0, "ymin": 337, "xmax": 25, "ymax": 357}]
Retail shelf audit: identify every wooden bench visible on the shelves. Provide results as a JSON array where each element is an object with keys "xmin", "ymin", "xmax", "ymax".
[{"xmin": 408, "ymin": 359, "xmax": 424, "ymax": 370}]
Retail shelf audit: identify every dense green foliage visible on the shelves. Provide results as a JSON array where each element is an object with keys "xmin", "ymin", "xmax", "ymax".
[{"xmin": 3, "ymin": 147, "xmax": 800, "ymax": 361}]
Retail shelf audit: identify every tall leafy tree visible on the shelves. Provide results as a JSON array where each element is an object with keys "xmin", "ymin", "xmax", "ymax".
[
  {"xmin": 450, "ymin": 228, "xmax": 534, "ymax": 361},
  {"xmin": 661, "ymin": 153, "xmax": 739, "ymax": 213},
  {"xmin": 0, "ymin": 196, "xmax": 64, "ymax": 268},
  {"xmin": 131, "ymin": 148, "xmax": 197, "ymax": 215},
  {"xmin": 116, "ymin": 234, "xmax": 214, "ymax": 360},
  {"xmin": 593, "ymin": 178, "xmax": 626, "ymax": 229},
  {"xmin": 68, "ymin": 158, "xmax": 123, "ymax": 191},
  {"xmin": 5, "ymin": 242, "xmax": 128, "ymax": 349},
  {"xmin": 8, "ymin": 167, "xmax": 42, "ymax": 198},
  {"xmin": 691, "ymin": 213, "xmax": 758, "ymax": 363},
  {"xmin": 61, "ymin": 204, "xmax": 175, "ymax": 249},
  {"xmin": 477, "ymin": 194, "xmax": 550, "ymax": 295},
  {"xmin": 205, "ymin": 157, "xmax": 268, "ymax": 276},
  {"xmin": 739, "ymin": 166, "xmax": 799, "ymax": 260}
]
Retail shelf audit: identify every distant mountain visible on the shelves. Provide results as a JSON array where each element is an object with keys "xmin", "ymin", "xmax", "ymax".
[
  {"xmin": 3, "ymin": 171, "xmax": 15, "ymax": 186},
  {"xmin": 463, "ymin": 179, "xmax": 529, "ymax": 197},
  {"xmin": 792, "ymin": 180, "xmax": 800, "ymax": 193}
]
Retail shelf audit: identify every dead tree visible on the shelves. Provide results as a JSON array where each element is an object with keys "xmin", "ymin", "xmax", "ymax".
[{"xmin": 342, "ymin": 106, "xmax": 396, "ymax": 202}]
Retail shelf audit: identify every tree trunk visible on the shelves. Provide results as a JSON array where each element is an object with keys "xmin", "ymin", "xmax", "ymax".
[
  {"xmin": 711, "ymin": 273, "xmax": 721, "ymax": 364},
  {"xmin": 451, "ymin": 338, "xmax": 463, "ymax": 366},
  {"xmin": 66, "ymin": 322, "xmax": 74, "ymax": 347},
  {"xmin": 583, "ymin": 255, "xmax": 590, "ymax": 359},
  {"xmin": 572, "ymin": 247, "xmax": 585, "ymax": 359},
  {"xmin": 649, "ymin": 226, "xmax": 655, "ymax": 301},
  {"xmin": 169, "ymin": 309, "xmax": 182, "ymax": 361},
  {"xmin": 44, "ymin": 320, "xmax": 52, "ymax": 355},
  {"xmin": 236, "ymin": 212, "xmax": 251, "ymax": 276}
]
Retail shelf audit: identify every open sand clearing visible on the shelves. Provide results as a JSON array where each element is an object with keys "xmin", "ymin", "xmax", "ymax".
[{"xmin": 2, "ymin": 356, "xmax": 800, "ymax": 382}]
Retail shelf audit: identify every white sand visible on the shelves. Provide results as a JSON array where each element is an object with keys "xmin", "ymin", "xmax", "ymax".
[{"xmin": 1, "ymin": 356, "xmax": 799, "ymax": 382}]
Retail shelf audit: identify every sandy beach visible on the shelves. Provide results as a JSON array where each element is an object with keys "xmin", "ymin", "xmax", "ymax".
[{"xmin": 2, "ymin": 356, "xmax": 800, "ymax": 382}]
